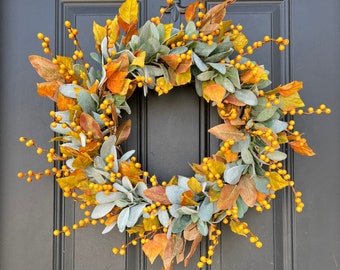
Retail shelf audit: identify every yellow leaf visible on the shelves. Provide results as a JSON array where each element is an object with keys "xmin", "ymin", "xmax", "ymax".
[
  {"xmin": 105, "ymin": 215, "xmax": 118, "ymax": 226},
  {"xmin": 108, "ymin": 16, "xmax": 120, "ymax": 44},
  {"xmin": 143, "ymin": 217, "xmax": 160, "ymax": 231},
  {"xmin": 229, "ymin": 220, "xmax": 247, "ymax": 236},
  {"xmin": 56, "ymin": 55, "xmax": 73, "ymax": 70},
  {"xmin": 131, "ymin": 51, "xmax": 146, "ymax": 68},
  {"xmin": 165, "ymin": 30, "xmax": 185, "ymax": 46},
  {"xmin": 126, "ymin": 224, "xmax": 145, "ymax": 235},
  {"xmin": 268, "ymin": 172, "xmax": 289, "ymax": 191},
  {"xmin": 208, "ymin": 187, "xmax": 220, "ymax": 202},
  {"xmin": 203, "ymin": 83, "xmax": 226, "ymax": 104},
  {"xmin": 207, "ymin": 159, "xmax": 225, "ymax": 177},
  {"xmin": 118, "ymin": 0, "xmax": 138, "ymax": 27},
  {"xmin": 231, "ymin": 32, "xmax": 248, "ymax": 51},
  {"xmin": 119, "ymin": 161, "xmax": 144, "ymax": 185},
  {"xmin": 156, "ymin": 77, "xmax": 173, "ymax": 95},
  {"xmin": 93, "ymin": 21, "xmax": 106, "ymax": 52},
  {"xmin": 240, "ymin": 65, "xmax": 268, "ymax": 84},
  {"xmin": 56, "ymin": 170, "xmax": 88, "ymax": 190},
  {"xmin": 163, "ymin": 24, "xmax": 173, "ymax": 42},
  {"xmin": 280, "ymin": 91, "xmax": 305, "ymax": 111},
  {"xmin": 187, "ymin": 177, "xmax": 202, "ymax": 194},
  {"xmin": 175, "ymin": 68, "xmax": 192, "ymax": 86},
  {"xmin": 72, "ymin": 152, "xmax": 93, "ymax": 169}
]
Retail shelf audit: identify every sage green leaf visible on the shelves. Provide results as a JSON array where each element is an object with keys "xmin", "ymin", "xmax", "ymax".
[
  {"xmin": 204, "ymin": 49, "xmax": 233, "ymax": 62},
  {"xmin": 209, "ymin": 63, "xmax": 226, "ymax": 74},
  {"xmin": 264, "ymin": 119, "xmax": 288, "ymax": 133},
  {"xmin": 178, "ymin": 206, "xmax": 197, "ymax": 215},
  {"xmin": 185, "ymin": 21, "xmax": 198, "ymax": 37},
  {"xmin": 59, "ymin": 83, "xmax": 78, "ymax": 99},
  {"xmin": 198, "ymin": 197, "xmax": 213, "ymax": 222},
  {"xmin": 120, "ymin": 150, "xmax": 136, "ymax": 161},
  {"xmin": 122, "ymin": 176, "xmax": 133, "ymax": 190},
  {"xmin": 117, "ymin": 207, "xmax": 130, "ymax": 232},
  {"xmin": 253, "ymin": 175, "xmax": 269, "ymax": 194},
  {"xmin": 166, "ymin": 185, "xmax": 186, "ymax": 204},
  {"xmin": 169, "ymin": 204, "xmax": 180, "ymax": 218},
  {"xmin": 234, "ymin": 90, "xmax": 258, "ymax": 106},
  {"xmin": 227, "ymin": 67, "xmax": 241, "ymax": 89},
  {"xmin": 170, "ymin": 46, "xmax": 188, "ymax": 55},
  {"xmin": 192, "ymin": 52, "xmax": 208, "ymax": 72},
  {"xmin": 91, "ymin": 202, "xmax": 116, "ymax": 219},
  {"xmin": 158, "ymin": 209, "xmax": 170, "ymax": 227},
  {"xmin": 78, "ymin": 90, "xmax": 96, "ymax": 114},
  {"xmin": 195, "ymin": 77, "xmax": 203, "ymax": 96},
  {"xmin": 257, "ymin": 79, "xmax": 272, "ymax": 89},
  {"xmin": 127, "ymin": 203, "xmax": 146, "ymax": 228},
  {"xmin": 215, "ymin": 75, "xmax": 235, "ymax": 93},
  {"xmin": 90, "ymin": 52, "xmax": 101, "ymax": 64},
  {"xmin": 96, "ymin": 191, "xmax": 126, "ymax": 204},
  {"xmin": 50, "ymin": 123, "xmax": 72, "ymax": 134},
  {"xmin": 224, "ymin": 164, "xmax": 248, "ymax": 184},
  {"xmin": 139, "ymin": 21, "xmax": 159, "ymax": 43},
  {"xmin": 156, "ymin": 23, "xmax": 165, "ymax": 43},
  {"xmin": 102, "ymin": 222, "xmax": 117, "ymax": 234},
  {"xmin": 231, "ymin": 134, "xmax": 250, "ymax": 153},
  {"xmin": 197, "ymin": 70, "xmax": 215, "ymax": 81},
  {"xmin": 266, "ymin": 151, "xmax": 287, "ymax": 161},
  {"xmin": 194, "ymin": 41, "xmax": 217, "ymax": 57},
  {"xmin": 236, "ymin": 197, "xmax": 248, "ymax": 219},
  {"xmin": 100, "ymin": 135, "xmax": 117, "ymax": 159},
  {"xmin": 171, "ymin": 215, "xmax": 191, "ymax": 234},
  {"xmin": 256, "ymin": 106, "xmax": 278, "ymax": 122},
  {"xmin": 145, "ymin": 65, "xmax": 163, "ymax": 77},
  {"xmin": 197, "ymin": 219, "xmax": 208, "ymax": 236},
  {"xmin": 241, "ymin": 148, "xmax": 254, "ymax": 165}
]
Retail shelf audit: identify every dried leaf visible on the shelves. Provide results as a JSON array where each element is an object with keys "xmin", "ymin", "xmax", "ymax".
[
  {"xmin": 280, "ymin": 92, "xmax": 305, "ymax": 111},
  {"xmin": 180, "ymin": 190, "xmax": 198, "ymax": 206},
  {"xmin": 106, "ymin": 54, "xmax": 129, "ymax": 95},
  {"xmin": 184, "ymin": 1, "xmax": 199, "ymax": 22},
  {"xmin": 240, "ymin": 65, "xmax": 268, "ymax": 84},
  {"xmin": 79, "ymin": 112, "xmax": 103, "ymax": 139},
  {"xmin": 119, "ymin": 161, "xmax": 143, "ymax": 185},
  {"xmin": 118, "ymin": 0, "xmax": 139, "ymax": 31},
  {"xmin": 208, "ymin": 121, "xmax": 244, "ymax": 141},
  {"xmin": 115, "ymin": 119, "xmax": 131, "ymax": 145},
  {"xmin": 72, "ymin": 152, "xmax": 93, "ymax": 169},
  {"xmin": 217, "ymin": 184, "xmax": 240, "ymax": 210},
  {"xmin": 56, "ymin": 169, "xmax": 87, "ymax": 190},
  {"xmin": 203, "ymin": 83, "xmax": 226, "ymax": 104},
  {"xmin": 57, "ymin": 92, "xmax": 76, "ymax": 111},
  {"xmin": 142, "ymin": 233, "xmax": 168, "ymax": 264},
  {"xmin": 268, "ymin": 172, "xmax": 289, "ymax": 191},
  {"xmin": 29, "ymin": 55, "xmax": 64, "ymax": 82},
  {"xmin": 93, "ymin": 21, "xmax": 107, "ymax": 52},
  {"xmin": 143, "ymin": 186, "xmax": 171, "ymax": 205},
  {"xmin": 163, "ymin": 235, "xmax": 184, "ymax": 270},
  {"xmin": 289, "ymin": 141, "xmax": 315, "ymax": 156},
  {"xmin": 184, "ymin": 232, "xmax": 202, "ymax": 266},
  {"xmin": 238, "ymin": 174, "xmax": 257, "ymax": 207},
  {"xmin": 36, "ymin": 81, "xmax": 61, "ymax": 101},
  {"xmin": 278, "ymin": 81, "xmax": 303, "ymax": 97},
  {"xmin": 161, "ymin": 54, "xmax": 181, "ymax": 70}
]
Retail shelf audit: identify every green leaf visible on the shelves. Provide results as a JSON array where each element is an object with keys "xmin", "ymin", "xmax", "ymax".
[
  {"xmin": 264, "ymin": 119, "xmax": 288, "ymax": 133},
  {"xmin": 145, "ymin": 65, "xmax": 163, "ymax": 77},
  {"xmin": 231, "ymin": 134, "xmax": 250, "ymax": 152},
  {"xmin": 266, "ymin": 151, "xmax": 287, "ymax": 161},
  {"xmin": 227, "ymin": 67, "xmax": 241, "ymax": 89},
  {"xmin": 198, "ymin": 197, "xmax": 213, "ymax": 222},
  {"xmin": 257, "ymin": 79, "xmax": 272, "ymax": 89},
  {"xmin": 96, "ymin": 191, "xmax": 126, "ymax": 204},
  {"xmin": 197, "ymin": 70, "xmax": 215, "ymax": 81},
  {"xmin": 241, "ymin": 148, "xmax": 253, "ymax": 164},
  {"xmin": 209, "ymin": 63, "xmax": 226, "ymax": 74},
  {"xmin": 215, "ymin": 75, "xmax": 235, "ymax": 93},
  {"xmin": 158, "ymin": 209, "xmax": 170, "ymax": 227},
  {"xmin": 91, "ymin": 202, "xmax": 116, "ymax": 219},
  {"xmin": 195, "ymin": 77, "xmax": 203, "ymax": 96},
  {"xmin": 166, "ymin": 185, "xmax": 186, "ymax": 204},
  {"xmin": 253, "ymin": 175, "xmax": 269, "ymax": 194},
  {"xmin": 192, "ymin": 52, "xmax": 208, "ymax": 72},
  {"xmin": 139, "ymin": 21, "xmax": 160, "ymax": 43},
  {"xmin": 224, "ymin": 164, "xmax": 248, "ymax": 184},
  {"xmin": 256, "ymin": 106, "xmax": 278, "ymax": 122},
  {"xmin": 234, "ymin": 90, "xmax": 258, "ymax": 106},
  {"xmin": 197, "ymin": 219, "xmax": 208, "ymax": 236},
  {"xmin": 194, "ymin": 41, "xmax": 217, "ymax": 57},
  {"xmin": 127, "ymin": 204, "xmax": 146, "ymax": 227},
  {"xmin": 185, "ymin": 21, "xmax": 198, "ymax": 37},
  {"xmin": 59, "ymin": 83, "xmax": 78, "ymax": 99},
  {"xmin": 170, "ymin": 46, "xmax": 188, "ymax": 55},
  {"xmin": 117, "ymin": 207, "xmax": 130, "ymax": 232},
  {"xmin": 171, "ymin": 215, "xmax": 191, "ymax": 234},
  {"xmin": 236, "ymin": 197, "xmax": 248, "ymax": 219},
  {"xmin": 78, "ymin": 90, "xmax": 97, "ymax": 114}
]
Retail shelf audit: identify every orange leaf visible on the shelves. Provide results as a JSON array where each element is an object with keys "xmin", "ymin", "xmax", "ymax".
[
  {"xmin": 200, "ymin": 0, "xmax": 236, "ymax": 35},
  {"xmin": 184, "ymin": 231, "xmax": 202, "ymax": 266},
  {"xmin": 163, "ymin": 235, "xmax": 184, "ymax": 270},
  {"xmin": 208, "ymin": 121, "xmax": 244, "ymax": 141},
  {"xmin": 203, "ymin": 83, "xmax": 226, "ymax": 104},
  {"xmin": 238, "ymin": 174, "xmax": 257, "ymax": 207},
  {"xmin": 161, "ymin": 54, "xmax": 180, "ymax": 70},
  {"xmin": 143, "ymin": 186, "xmax": 171, "ymax": 205},
  {"xmin": 176, "ymin": 58, "xmax": 192, "ymax": 74},
  {"xmin": 36, "ymin": 81, "xmax": 61, "ymax": 101},
  {"xmin": 79, "ymin": 112, "xmax": 103, "ymax": 140},
  {"xmin": 29, "ymin": 55, "xmax": 64, "ymax": 82},
  {"xmin": 184, "ymin": 1, "xmax": 199, "ymax": 22},
  {"xmin": 57, "ymin": 92, "xmax": 76, "ymax": 111},
  {"xmin": 119, "ymin": 161, "xmax": 143, "ymax": 185},
  {"xmin": 217, "ymin": 184, "xmax": 239, "ymax": 210},
  {"xmin": 278, "ymin": 81, "xmax": 303, "ymax": 97},
  {"xmin": 142, "ymin": 233, "xmax": 168, "ymax": 264},
  {"xmin": 289, "ymin": 141, "xmax": 315, "ymax": 156},
  {"xmin": 224, "ymin": 150, "xmax": 239, "ymax": 162},
  {"xmin": 115, "ymin": 119, "xmax": 131, "ymax": 145},
  {"xmin": 180, "ymin": 190, "xmax": 198, "ymax": 206},
  {"xmin": 121, "ymin": 21, "xmax": 139, "ymax": 45},
  {"xmin": 106, "ymin": 54, "xmax": 129, "ymax": 95}
]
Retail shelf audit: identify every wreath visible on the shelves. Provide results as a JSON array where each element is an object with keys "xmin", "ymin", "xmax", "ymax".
[{"xmin": 18, "ymin": 0, "xmax": 331, "ymax": 269}]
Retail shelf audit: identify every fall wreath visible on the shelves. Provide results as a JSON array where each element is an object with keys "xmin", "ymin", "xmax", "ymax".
[{"xmin": 18, "ymin": 0, "xmax": 331, "ymax": 268}]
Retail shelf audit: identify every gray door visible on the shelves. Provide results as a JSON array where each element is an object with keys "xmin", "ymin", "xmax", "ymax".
[{"xmin": 1, "ymin": 0, "xmax": 339, "ymax": 270}]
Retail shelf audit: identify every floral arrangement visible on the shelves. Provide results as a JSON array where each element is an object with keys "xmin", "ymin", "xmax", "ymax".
[{"xmin": 18, "ymin": 0, "xmax": 331, "ymax": 268}]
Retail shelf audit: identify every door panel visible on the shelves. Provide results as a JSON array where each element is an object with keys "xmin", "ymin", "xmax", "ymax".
[{"xmin": 1, "ymin": 0, "xmax": 339, "ymax": 270}]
